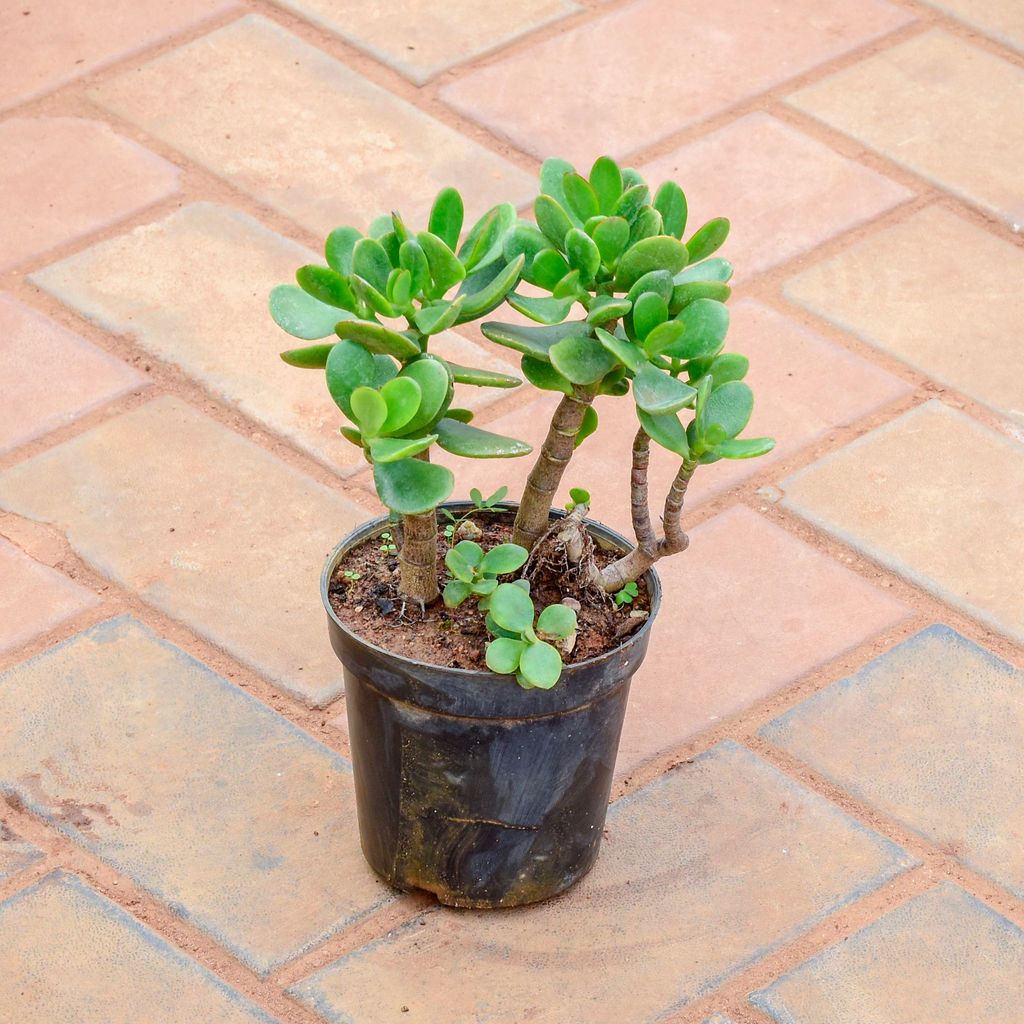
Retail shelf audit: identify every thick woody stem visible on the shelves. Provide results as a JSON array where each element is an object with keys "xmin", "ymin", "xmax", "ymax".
[
  {"xmin": 512, "ymin": 385, "xmax": 597, "ymax": 549},
  {"xmin": 397, "ymin": 511, "xmax": 439, "ymax": 607},
  {"xmin": 629, "ymin": 428, "xmax": 657, "ymax": 556}
]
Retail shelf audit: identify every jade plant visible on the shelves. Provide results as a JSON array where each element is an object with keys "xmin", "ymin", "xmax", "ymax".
[{"xmin": 270, "ymin": 156, "xmax": 775, "ymax": 688}]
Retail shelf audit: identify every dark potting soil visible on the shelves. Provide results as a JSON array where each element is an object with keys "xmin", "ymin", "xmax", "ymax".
[{"xmin": 328, "ymin": 509, "xmax": 651, "ymax": 670}]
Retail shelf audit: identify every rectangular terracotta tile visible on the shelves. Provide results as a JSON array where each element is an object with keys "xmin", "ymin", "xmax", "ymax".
[
  {"xmin": 785, "ymin": 205, "xmax": 1024, "ymax": 425},
  {"xmin": 0, "ymin": 825, "xmax": 43, "ymax": 884},
  {"xmin": 922, "ymin": 0, "xmax": 1024, "ymax": 54},
  {"xmin": 780, "ymin": 401, "xmax": 1024, "ymax": 643},
  {"xmin": 0, "ymin": 118, "xmax": 179, "ymax": 270},
  {"xmin": 0, "ymin": 294, "xmax": 145, "ymax": 454},
  {"xmin": 0, "ymin": 396, "xmax": 368, "ymax": 706},
  {"xmin": 0, "ymin": 0, "xmax": 236, "ymax": 111},
  {"xmin": 616, "ymin": 506, "xmax": 911, "ymax": 777},
  {"xmin": 640, "ymin": 114, "xmax": 911, "ymax": 282},
  {"xmin": 90, "ymin": 15, "xmax": 534, "ymax": 234},
  {"xmin": 0, "ymin": 618, "xmax": 389, "ymax": 975},
  {"xmin": 0, "ymin": 538, "xmax": 98, "ymax": 655},
  {"xmin": 292, "ymin": 742, "xmax": 913, "ymax": 1023},
  {"xmin": 0, "ymin": 871, "xmax": 279, "ymax": 1021},
  {"xmin": 752, "ymin": 883, "xmax": 1024, "ymax": 1024},
  {"xmin": 762, "ymin": 625, "xmax": 1024, "ymax": 898},
  {"xmin": 433, "ymin": 300, "xmax": 910, "ymax": 538},
  {"xmin": 439, "ymin": 0, "xmax": 912, "ymax": 165},
  {"xmin": 274, "ymin": 0, "xmax": 580, "ymax": 84},
  {"xmin": 788, "ymin": 30, "xmax": 1024, "ymax": 230}
]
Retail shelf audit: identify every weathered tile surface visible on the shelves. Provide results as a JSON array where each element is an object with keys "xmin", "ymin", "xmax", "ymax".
[
  {"xmin": 275, "ymin": 0, "xmax": 580, "ymax": 84},
  {"xmin": 640, "ymin": 114, "xmax": 911, "ymax": 281},
  {"xmin": 293, "ymin": 742, "xmax": 913, "ymax": 1023},
  {"xmin": 31, "ymin": 203, "xmax": 515, "ymax": 475},
  {"xmin": 0, "ymin": 825, "xmax": 43, "ymax": 883},
  {"xmin": 752, "ymin": 883, "xmax": 1024, "ymax": 1023},
  {"xmin": 0, "ymin": 618, "xmax": 388, "ymax": 974},
  {"xmin": 762, "ymin": 625, "xmax": 1024, "ymax": 897},
  {"xmin": 440, "ymin": 0, "xmax": 911, "ymax": 164},
  {"xmin": 781, "ymin": 401, "xmax": 1024, "ymax": 643},
  {"xmin": 0, "ymin": 0, "xmax": 236, "ymax": 111},
  {"xmin": 0, "ymin": 396, "xmax": 366, "ymax": 705},
  {"xmin": 91, "ymin": 16, "xmax": 533, "ymax": 234},
  {"xmin": 434, "ymin": 301, "xmax": 910, "ymax": 537},
  {"xmin": 617, "ymin": 506, "xmax": 910, "ymax": 776},
  {"xmin": 788, "ymin": 30, "xmax": 1024, "ymax": 229},
  {"xmin": 0, "ymin": 118, "xmax": 179, "ymax": 270},
  {"xmin": 922, "ymin": 0, "xmax": 1024, "ymax": 54},
  {"xmin": 786, "ymin": 205, "xmax": 1024, "ymax": 424},
  {"xmin": 0, "ymin": 295, "xmax": 145, "ymax": 454},
  {"xmin": 703, "ymin": 1017, "xmax": 736, "ymax": 1024},
  {"xmin": 0, "ymin": 538, "xmax": 98, "ymax": 655},
  {"xmin": 0, "ymin": 871, "xmax": 278, "ymax": 1022}
]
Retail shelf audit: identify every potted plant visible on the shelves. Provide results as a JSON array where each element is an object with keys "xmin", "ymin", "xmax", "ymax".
[{"xmin": 269, "ymin": 157, "xmax": 774, "ymax": 909}]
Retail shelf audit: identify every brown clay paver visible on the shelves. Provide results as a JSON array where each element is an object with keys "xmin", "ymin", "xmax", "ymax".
[
  {"xmin": 0, "ymin": 294, "xmax": 145, "ymax": 454},
  {"xmin": 439, "ymin": 0, "xmax": 913, "ymax": 164},
  {"xmin": 0, "ymin": 117, "xmax": 179, "ymax": 270}
]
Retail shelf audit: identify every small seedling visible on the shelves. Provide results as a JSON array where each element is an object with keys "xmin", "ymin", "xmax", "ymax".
[
  {"xmin": 470, "ymin": 485, "xmax": 509, "ymax": 511},
  {"xmin": 342, "ymin": 569, "xmax": 363, "ymax": 582},
  {"xmin": 443, "ymin": 540, "xmax": 528, "ymax": 609},
  {"xmin": 613, "ymin": 581, "xmax": 639, "ymax": 606},
  {"xmin": 484, "ymin": 583, "xmax": 578, "ymax": 689},
  {"xmin": 379, "ymin": 531, "xmax": 398, "ymax": 554},
  {"xmin": 565, "ymin": 486, "xmax": 590, "ymax": 512}
]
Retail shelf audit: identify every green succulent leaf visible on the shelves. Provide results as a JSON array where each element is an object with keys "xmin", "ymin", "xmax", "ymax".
[
  {"xmin": 632, "ymin": 362, "xmax": 697, "ymax": 415},
  {"xmin": 674, "ymin": 257, "xmax": 734, "ymax": 285},
  {"xmin": 399, "ymin": 357, "xmax": 452, "ymax": 433},
  {"xmin": 480, "ymin": 543, "xmax": 529, "ymax": 576},
  {"xmin": 552, "ymin": 268, "xmax": 582, "ymax": 299},
  {"xmin": 325, "ymin": 226, "xmax": 361, "ymax": 275},
  {"xmin": 378, "ymin": 231, "xmax": 401, "ymax": 269},
  {"xmin": 489, "ymin": 581, "xmax": 536, "ymax": 633},
  {"xmin": 428, "ymin": 187, "xmax": 464, "ymax": 251},
  {"xmin": 387, "ymin": 268, "xmax": 413, "ymax": 309},
  {"xmin": 539, "ymin": 158, "xmax": 579, "ymax": 224},
  {"xmin": 686, "ymin": 218, "xmax": 730, "ymax": 263},
  {"xmin": 446, "ymin": 362, "xmax": 520, "ymax": 389},
  {"xmin": 614, "ymin": 183, "xmax": 651, "ymax": 223},
  {"xmin": 702, "ymin": 352, "xmax": 749, "ymax": 386},
  {"xmin": 352, "ymin": 277, "xmax": 396, "ymax": 319},
  {"xmin": 641, "ymin": 319, "xmax": 686, "ymax": 358},
  {"xmin": 565, "ymin": 228, "xmax": 601, "ymax": 283},
  {"xmin": 280, "ymin": 343, "xmax": 334, "ymax": 368},
  {"xmin": 443, "ymin": 579, "xmax": 472, "ymax": 609},
  {"xmin": 626, "ymin": 270, "xmax": 674, "ymax": 305},
  {"xmin": 334, "ymin": 319, "xmax": 421, "ymax": 359},
  {"xmin": 416, "ymin": 231, "xmax": 466, "ymax": 296},
  {"xmin": 503, "ymin": 222, "xmax": 549, "ymax": 272},
  {"xmin": 373, "ymin": 458, "xmax": 454, "ymax": 515},
  {"xmin": 444, "ymin": 548, "xmax": 475, "ymax": 583},
  {"xmin": 599, "ymin": 367, "xmax": 630, "ymax": 397},
  {"xmin": 699, "ymin": 380, "xmax": 754, "ymax": 439},
  {"xmin": 549, "ymin": 334, "xmax": 618, "ymax": 385},
  {"xmin": 295, "ymin": 265, "xmax": 358, "ymax": 312},
  {"xmin": 351, "ymin": 237, "xmax": 392, "ymax": 294},
  {"xmin": 569, "ymin": 486, "xmax": 590, "ymax": 506},
  {"xmin": 537, "ymin": 603, "xmax": 577, "ymax": 640},
  {"xmin": 518, "ymin": 640, "xmax": 563, "ymax": 689},
  {"xmin": 521, "ymin": 355, "xmax": 572, "ymax": 394},
  {"xmin": 670, "ymin": 280, "xmax": 732, "ymax": 312},
  {"xmin": 446, "ymin": 408, "xmax": 473, "ymax": 422},
  {"xmin": 563, "ymin": 172, "xmax": 600, "ymax": 223},
  {"xmin": 654, "ymin": 181, "xmax": 688, "ymax": 239},
  {"xmin": 459, "ymin": 203, "xmax": 516, "ymax": 273},
  {"xmin": 435, "ymin": 418, "xmax": 531, "ymax": 458},
  {"xmin": 350, "ymin": 386, "xmax": 388, "ymax": 437},
  {"xmin": 378, "ymin": 376, "xmax": 422, "ymax": 435},
  {"xmin": 575, "ymin": 404, "xmax": 599, "ymax": 448},
  {"xmin": 631, "ymin": 291, "xmax": 669, "ymax": 341},
  {"xmin": 586, "ymin": 295, "xmax": 631, "ymax": 326},
  {"xmin": 589, "ymin": 156, "xmax": 623, "ymax": 215},
  {"xmin": 595, "ymin": 326, "xmax": 646, "ymax": 373},
  {"xmin": 716, "ymin": 436, "xmax": 775, "ymax": 459},
  {"xmin": 325, "ymin": 339, "xmax": 377, "ymax": 417},
  {"xmin": 535, "ymin": 194, "xmax": 574, "ymax": 249},
  {"xmin": 414, "ymin": 295, "xmax": 465, "ymax": 336},
  {"xmin": 485, "ymin": 636, "xmax": 526, "ymax": 674},
  {"xmin": 629, "ymin": 206, "xmax": 663, "ymax": 245},
  {"xmin": 368, "ymin": 434, "xmax": 436, "ymax": 463},
  {"xmin": 508, "ymin": 293, "xmax": 575, "ymax": 326},
  {"xmin": 614, "ymin": 236, "xmax": 689, "ymax": 290},
  {"xmin": 367, "ymin": 214, "xmax": 392, "ymax": 240},
  {"xmin": 638, "ymin": 408, "xmax": 689, "ymax": 457},
  {"xmin": 481, "ymin": 319, "xmax": 589, "ymax": 362},
  {"xmin": 661, "ymin": 298, "xmax": 729, "ymax": 360},
  {"xmin": 269, "ymin": 284, "xmax": 348, "ymax": 340},
  {"xmin": 458, "ymin": 254, "xmax": 524, "ymax": 320},
  {"xmin": 340, "ymin": 426, "xmax": 363, "ymax": 447},
  {"xmin": 528, "ymin": 248, "xmax": 571, "ymax": 290},
  {"xmin": 592, "ymin": 216, "xmax": 631, "ymax": 267}
]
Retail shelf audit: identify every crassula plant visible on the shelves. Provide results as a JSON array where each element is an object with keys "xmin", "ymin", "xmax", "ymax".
[{"xmin": 270, "ymin": 156, "xmax": 774, "ymax": 688}]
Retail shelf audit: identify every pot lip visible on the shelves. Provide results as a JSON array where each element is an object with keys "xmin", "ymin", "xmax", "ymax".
[{"xmin": 320, "ymin": 500, "xmax": 661, "ymax": 680}]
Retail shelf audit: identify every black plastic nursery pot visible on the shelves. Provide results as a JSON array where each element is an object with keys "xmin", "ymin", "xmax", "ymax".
[{"xmin": 321, "ymin": 502, "xmax": 661, "ymax": 909}]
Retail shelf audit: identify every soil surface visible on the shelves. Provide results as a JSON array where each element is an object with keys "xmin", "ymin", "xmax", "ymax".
[{"xmin": 328, "ymin": 509, "xmax": 651, "ymax": 670}]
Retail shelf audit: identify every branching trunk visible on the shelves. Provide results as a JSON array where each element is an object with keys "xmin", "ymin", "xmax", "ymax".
[
  {"xmin": 512, "ymin": 385, "xmax": 597, "ymax": 549},
  {"xmin": 397, "ymin": 510, "xmax": 439, "ymax": 607}
]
